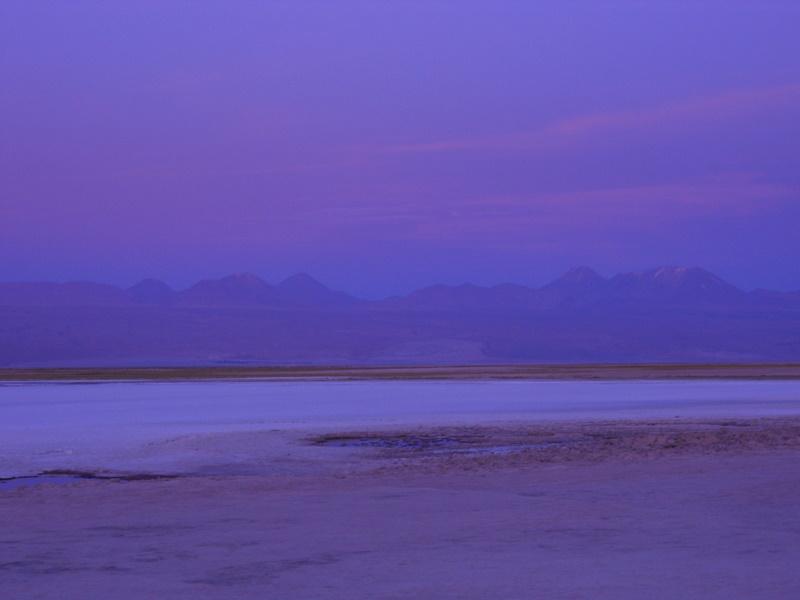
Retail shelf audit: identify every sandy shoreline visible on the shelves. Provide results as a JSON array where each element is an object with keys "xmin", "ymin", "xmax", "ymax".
[
  {"xmin": 4, "ymin": 362, "xmax": 800, "ymax": 383},
  {"xmin": 3, "ymin": 416, "xmax": 800, "ymax": 598}
]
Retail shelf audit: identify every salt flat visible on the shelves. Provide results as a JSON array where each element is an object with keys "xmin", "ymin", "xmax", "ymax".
[
  {"xmin": 2, "ymin": 380, "xmax": 800, "ymax": 598},
  {"xmin": 2, "ymin": 379, "xmax": 800, "ymax": 477}
]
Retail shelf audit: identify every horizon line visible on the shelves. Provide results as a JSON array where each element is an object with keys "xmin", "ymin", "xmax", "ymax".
[{"xmin": 1, "ymin": 265, "xmax": 798, "ymax": 298}]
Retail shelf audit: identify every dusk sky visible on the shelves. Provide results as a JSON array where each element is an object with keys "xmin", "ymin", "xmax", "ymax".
[{"xmin": 2, "ymin": 1, "xmax": 799, "ymax": 297}]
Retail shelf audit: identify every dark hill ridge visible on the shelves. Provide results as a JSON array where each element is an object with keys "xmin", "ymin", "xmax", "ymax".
[
  {"xmin": 2, "ymin": 267, "xmax": 800, "ymax": 366},
  {"xmin": 0, "ymin": 281, "xmax": 131, "ymax": 307}
]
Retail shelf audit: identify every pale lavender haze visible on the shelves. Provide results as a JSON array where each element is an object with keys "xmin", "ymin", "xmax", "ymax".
[{"xmin": 2, "ymin": 1, "xmax": 800, "ymax": 297}]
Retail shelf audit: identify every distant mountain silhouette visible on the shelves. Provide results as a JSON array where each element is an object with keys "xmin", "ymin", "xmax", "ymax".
[
  {"xmin": 384, "ymin": 266, "xmax": 749, "ymax": 312},
  {"xmin": 606, "ymin": 267, "xmax": 744, "ymax": 304},
  {"xmin": 545, "ymin": 266, "xmax": 607, "ymax": 290},
  {"xmin": 275, "ymin": 273, "xmax": 359, "ymax": 306},
  {"xmin": 177, "ymin": 273, "xmax": 282, "ymax": 307},
  {"xmin": 1, "ymin": 267, "xmax": 799, "ymax": 366},
  {"xmin": 128, "ymin": 279, "xmax": 174, "ymax": 305},
  {"xmin": 535, "ymin": 266, "xmax": 608, "ymax": 308}
]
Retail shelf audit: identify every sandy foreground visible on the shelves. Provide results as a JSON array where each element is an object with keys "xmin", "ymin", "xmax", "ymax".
[{"xmin": 2, "ymin": 417, "xmax": 800, "ymax": 599}]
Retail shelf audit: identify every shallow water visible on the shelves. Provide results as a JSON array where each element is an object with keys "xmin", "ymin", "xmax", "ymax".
[{"xmin": 3, "ymin": 379, "xmax": 800, "ymax": 438}]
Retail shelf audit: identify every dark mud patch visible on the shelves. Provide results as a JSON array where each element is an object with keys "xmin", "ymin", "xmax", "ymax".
[
  {"xmin": 0, "ymin": 475, "xmax": 84, "ymax": 491},
  {"xmin": 189, "ymin": 554, "xmax": 341, "ymax": 586},
  {"xmin": 310, "ymin": 419, "xmax": 800, "ymax": 470},
  {"xmin": 316, "ymin": 434, "xmax": 468, "ymax": 451},
  {"xmin": 0, "ymin": 470, "xmax": 178, "ymax": 491},
  {"xmin": 312, "ymin": 431, "xmax": 569, "ymax": 456}
]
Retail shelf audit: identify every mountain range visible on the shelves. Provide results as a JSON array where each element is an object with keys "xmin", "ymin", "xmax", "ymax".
[{"xmin": 2, "ymin": 267, "xmax": 799, "ymax": 366}]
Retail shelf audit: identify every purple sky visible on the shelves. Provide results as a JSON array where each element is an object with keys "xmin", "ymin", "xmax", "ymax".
[{"xmin": 2, "ymin": 1, "xmax": 799, "ymax": 297}]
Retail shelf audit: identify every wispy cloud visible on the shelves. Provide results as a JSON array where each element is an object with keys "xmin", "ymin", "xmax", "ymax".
[
  {"xmin": 250, "ymin": 174, "xmax": 795, "ymax": 250},
  {"xmin": 383, "ymin": 83, "xmax": 800, "ymax": 155}
]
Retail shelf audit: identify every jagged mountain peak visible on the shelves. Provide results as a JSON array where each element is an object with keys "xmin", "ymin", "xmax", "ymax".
[
  {"xmin": 651, "ymin": 266, "xmax": 718, "ymax": 281},
  {"xmin": 128, "ymin": 278, "xmax": 174, "ymax": 305},
  {"xmin": 178, "ymin": 272, "xmax": 275, "ymax": 306},
  {"xmin": 608, "ymin": 266, "xmax": 743, "ymax": 302},
  {"xmin": 631, "ymin": 266, "xmax": 736, "ymax": 290},
  {"xmin": 543, "ymin": 266, "xmax": 607, "ymax": 290},
  {"xmin": 276, "ymin": 273, "xmax": 357, "ymax": 305},
  {"xmin": 562, "ymin": 266, "xmax": 605, "ymax": 282},
  {"xmin": 278, "ymin": 272, "xmax": 327, "ymax": 291}
]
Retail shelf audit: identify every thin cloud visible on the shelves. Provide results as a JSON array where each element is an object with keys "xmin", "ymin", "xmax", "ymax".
[{"xmin": 383, "ymin": 83, "xmax": 800, "ymax": 155}]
